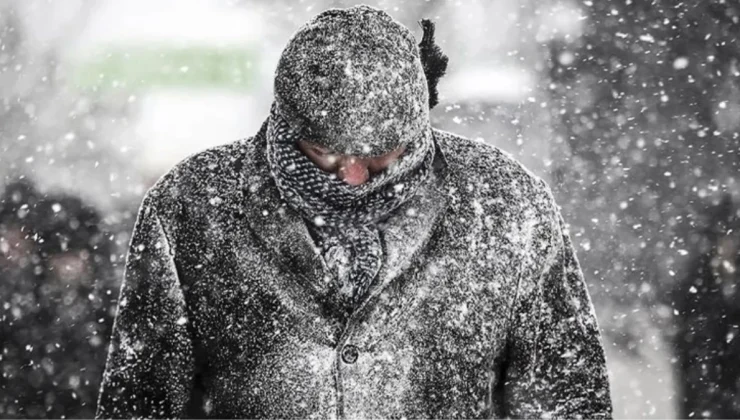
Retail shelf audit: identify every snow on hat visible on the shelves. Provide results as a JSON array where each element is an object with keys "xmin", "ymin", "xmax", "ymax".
[{"xmin": 273, "ymin": 5, "xmax": 434, "ymax": 157}]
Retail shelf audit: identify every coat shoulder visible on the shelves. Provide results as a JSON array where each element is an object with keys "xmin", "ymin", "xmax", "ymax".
[
  {"xmin": 142, "ymin": 136, "xmax": 257, "ymax": 224},
  {"xmin": 433, "ymin": 128, "xmax": 556, "ymax": 217},
  {"xmin": 432, "ymin": 129, "xmax": 565, "ymax": 292}
]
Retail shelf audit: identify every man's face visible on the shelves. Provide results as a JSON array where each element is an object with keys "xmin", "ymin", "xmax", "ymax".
[{"xmin": 297, "ymin": 140, "xmax": 406, "ymax": 186}]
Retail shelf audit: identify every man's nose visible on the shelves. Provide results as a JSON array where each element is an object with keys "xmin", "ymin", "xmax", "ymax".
[{"xmin": 337, "ymin": 156, "xmax": 370, "ymax": 186}]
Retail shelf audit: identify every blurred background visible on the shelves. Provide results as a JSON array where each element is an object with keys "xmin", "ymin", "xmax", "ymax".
[{"xmin": 0, "ymin": 0, "xmax": 738, "ymax": 418}]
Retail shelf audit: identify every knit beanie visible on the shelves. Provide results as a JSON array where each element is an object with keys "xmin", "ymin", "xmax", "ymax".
[{"xmin": 273, "ymin": 5, "xmax": 435, "ymax": 157}]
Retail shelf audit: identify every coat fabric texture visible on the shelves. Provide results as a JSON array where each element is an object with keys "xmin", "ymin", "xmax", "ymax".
[{"xmin": 96, "ymin": 121, "xmax": 613, "ymax": 419}]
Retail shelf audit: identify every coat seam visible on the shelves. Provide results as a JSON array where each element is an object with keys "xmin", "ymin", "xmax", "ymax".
[
  {"xmin": 528, "ymin": 197, "xmax": 566, "ymax": 377},
  {"xmin": 502, "ymin": 226, "xmax": 530, "ymax": 356},
  {"xmin": 502, "ymin": 180, "xmax": 562, "ymax": 381},
  {"xmin": 151, "ymin": 197, "xmax": 197, "ymax": 416}
]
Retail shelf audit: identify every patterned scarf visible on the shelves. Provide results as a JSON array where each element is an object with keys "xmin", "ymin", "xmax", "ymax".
[{"xmin": 265, "ymin": 103, "xmax": 435, "ymax": 309}]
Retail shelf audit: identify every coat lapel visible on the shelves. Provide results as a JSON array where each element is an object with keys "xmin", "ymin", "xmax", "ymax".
[
  {"xmin": 353, "ymin": 142, "xmax": 451, "ymax": 315},
  {"xmin": 229, "ymin": 122, "xmax": 331, "ymax": 299}
]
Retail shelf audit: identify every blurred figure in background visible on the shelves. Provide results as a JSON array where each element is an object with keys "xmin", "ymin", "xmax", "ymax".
[
  {"xmin": 674, "ymin": 195, "xmax": 740, "ymax": 419},
  {"xmin": 0, "ymin": 179, "xmax": 116, "ymax": 418}
]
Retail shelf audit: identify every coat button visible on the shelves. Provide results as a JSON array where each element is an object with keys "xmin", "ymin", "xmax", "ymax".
[{"xmin": 341, "ymin": 344, "xmax": 359, "ymax": 364}]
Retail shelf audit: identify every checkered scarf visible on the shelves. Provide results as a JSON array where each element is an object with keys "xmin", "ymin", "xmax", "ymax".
[{"xmin": 265, "ymin": 103, "xmax": 435, "ymax": 308}]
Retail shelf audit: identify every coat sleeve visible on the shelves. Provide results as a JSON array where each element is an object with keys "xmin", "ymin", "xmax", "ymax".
[
  {"xmin": 504, "ymin": 190, "xmax": 613, "ymax": 419},
  {"xmin": 96, "ymin": 191, "xmax": 194, "ymax": 419}
]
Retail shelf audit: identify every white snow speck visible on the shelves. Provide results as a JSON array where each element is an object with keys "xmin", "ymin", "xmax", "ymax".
[{"xmin": 673, "ymin": 57, "xmax": 689, "ymax": 69}]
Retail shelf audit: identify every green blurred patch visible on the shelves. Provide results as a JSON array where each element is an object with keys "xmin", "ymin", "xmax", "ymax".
[{"xmin": 73, "ymin": 46, "xmax": 256, "ymax": 92}]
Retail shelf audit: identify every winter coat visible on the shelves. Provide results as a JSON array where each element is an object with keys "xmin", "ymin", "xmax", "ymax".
[{"xmin": 96, "ymin": 121, "xmax": 613, "ymax": 419}]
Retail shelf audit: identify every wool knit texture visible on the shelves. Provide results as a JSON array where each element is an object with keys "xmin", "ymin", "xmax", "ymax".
[{"xmin": 273, "ymin": 5, "xmax": 430, "ymax": 157}]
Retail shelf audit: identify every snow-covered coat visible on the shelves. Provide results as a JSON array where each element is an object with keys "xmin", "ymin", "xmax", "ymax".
[{"xmin": 96, "ymin": 120, "xmax": 613, "ymax": 419}]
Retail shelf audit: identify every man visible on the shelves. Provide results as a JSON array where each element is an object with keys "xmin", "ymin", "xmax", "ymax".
[{"xmin": 97, "ymin": 5, "xmax": 612, "ymax": 419}]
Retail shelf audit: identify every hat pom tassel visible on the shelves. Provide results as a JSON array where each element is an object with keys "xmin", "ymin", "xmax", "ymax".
[{"xmin": 418, "ymin": 19, "xmax": 449, "ymax": 110}]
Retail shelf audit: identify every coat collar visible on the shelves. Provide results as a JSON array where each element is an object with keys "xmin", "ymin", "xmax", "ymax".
[{"xmin": 228, "ymin": 118, "xmax": 451, "ymax": 315}]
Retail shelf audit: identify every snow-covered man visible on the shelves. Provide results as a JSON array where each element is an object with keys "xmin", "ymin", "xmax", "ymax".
[{"xmin": 97, "ymin": 5, "xmax": 613, "ymax": 419}]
